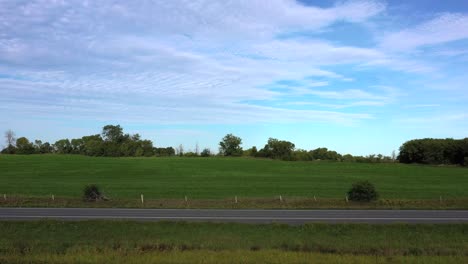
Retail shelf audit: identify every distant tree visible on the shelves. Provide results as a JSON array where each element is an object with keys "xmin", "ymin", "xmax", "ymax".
[
  {"xmin": 219, "ymin": 133, "xmax": 243, "ymax": 156},
  {"xmin": 154, "ymin": 147, "xmax": 175, "ymax": 156},
  {"xmin": 34, "ymin": 140, "xmax": 42, "ymax": 153},
  {"xmin": 5, "ymin": 129, "xmax": 16, "ymax": 147},
  {"xmin": 243, "ymin": 146, "xmax": 258, "ymax": 157},
  {"xmin": 177, "ymin": 144, "xmax": 184, "ymax": 156},
  {"xmin": 200, "ymin": 148, "xmax": 211, "ymax": 157},
  {"xmin": 184, "ymin": 151, "xmax": 198, "ymax": 157},
  {"xmin": 250, "ymin": 146, "xmax": 257, "ymax": 157},
  {"xmin": 398, "ymin": 138, "xmax": 467, "ymax": 165},
  {"xmin": 259, "ymin": 138, "xmax": 295, "ymax": 160},
  {"xmin": 342, "ymin": 154, "xmax": 356, "ymax": 162},
  {"xmin": 82, "ymin": 135, "xmax": 103, "ymax": 156},
  {"xmin": 16, "ymin": 137, "xmax": 35, "ymax": 154},
  {"xmin": 102, "ymin": 125, "xmax": 125, "ymax": 143},
  {"xmin": 34, "ymin": 140, "xmax": 53, "ymax": 154},
  {"xmin": 309, "ymin": 147, "xmax": 341, "ymax": 161},
  {"xmin": 71, "ymin": 138, "xmax": 84, "ymax": 154},
  {"xmin": 40, "ymin": 142, "xmax": 53, "ymax": 154},
  {"xmin": 54, "ymin": 139, "xmax": 73, "ymax": 154},
  {"xmin": 139, "ymin": 139, "xmax": 154, "ymax": 157},
  {"xmin": 292, "ymin": 149, "xmax": 312, "ymax": 161}
]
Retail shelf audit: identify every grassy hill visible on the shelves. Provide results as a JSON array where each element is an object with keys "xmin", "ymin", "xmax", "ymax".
[{"xmin": 0, "ymin": 155, "xmax": 467, "ymax": 199}]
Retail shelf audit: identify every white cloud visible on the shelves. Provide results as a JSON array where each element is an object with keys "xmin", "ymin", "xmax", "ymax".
[{"xmin": 379, "ymin": 13, "xmax": 468, "ymax": 51}]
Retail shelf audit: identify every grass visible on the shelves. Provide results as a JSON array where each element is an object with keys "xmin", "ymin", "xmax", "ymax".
[
  {"xmin": 2, "ymin": 251, "xmax": 467, "ymax": 264},
  {"xmin": 0, "ymin": 221, "xmax": 467, "ymax": 263},
  {"xmin": 0, "ymin": 155, "xmax": 467, "ymax": 200},
  {"xmin": 2, "ymin": 196, "xmax": 468, "ymax": 209}
]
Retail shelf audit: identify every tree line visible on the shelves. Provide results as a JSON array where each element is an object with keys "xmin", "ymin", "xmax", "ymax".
[
  {"xmin": 398, "ymin": 138, "xmax": 468, "ymax": 165},
  {"xmin": 1, "ymin": 125, "xmax": 175, "ymax": 157},
  {"xmin": 2, "ymin": 126, "xmax": 467, "ymax": 165},
  {"xmin": 218, "ymin": 133, "xmax": 396, "ymax": 163}
]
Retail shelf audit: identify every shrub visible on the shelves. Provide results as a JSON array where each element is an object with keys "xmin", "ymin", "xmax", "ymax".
[
  {"xmin": 347, "ymin": 180, "xmax": 378, "ymax": 202},
  {"xmin": 83, "ymin": 184, "xmax": 106, "ymax": 201}
]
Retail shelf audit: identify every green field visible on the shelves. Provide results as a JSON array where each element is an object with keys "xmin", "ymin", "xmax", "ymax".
[
  {"xmin": 0, "ymin": 155, "xmax": 467, "ymax": 199},
  {"xmin": 0, "ymin": 221, "xmax": 467, "ymax": 263}
]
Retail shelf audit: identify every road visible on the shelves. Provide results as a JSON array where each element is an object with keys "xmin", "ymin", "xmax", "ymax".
[{"xmin": 1, "ymin": 208, "xmax": 468, "ymax": 224}]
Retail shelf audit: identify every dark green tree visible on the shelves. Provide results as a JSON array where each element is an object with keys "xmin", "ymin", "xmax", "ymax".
[
  {"xmin": 260, "ymin": 138, "xmax": 295, "ymax": 160},
  {"xmin": 219, "ymin": 133, "xmax": 243, "ymax": 156}
]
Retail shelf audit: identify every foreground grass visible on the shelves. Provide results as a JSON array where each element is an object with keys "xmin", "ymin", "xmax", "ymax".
[
  {"xmin": 2, "ymin": 251, "xmax": 467, "ymax": 264},
  {"xmin": 0, "ymin": 221, "xmax": 467, "ymax": 256},
  {"xmin": 0, "ymin": 155, "xmax": 467, "ymax": 200},
  {"xmin": 1, "ymin": 221, "xmax": 467, "ymax": 263}
]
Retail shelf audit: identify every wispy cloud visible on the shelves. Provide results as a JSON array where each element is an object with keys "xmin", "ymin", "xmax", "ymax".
[{"xmin": 379, "ymin": 13, "xmax": 468, "ymax": 51}]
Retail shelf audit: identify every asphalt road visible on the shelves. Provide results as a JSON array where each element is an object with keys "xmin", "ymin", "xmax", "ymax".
[{"xmin": 1, "ymin": 208, "xmax": 468, "ymax": 224}]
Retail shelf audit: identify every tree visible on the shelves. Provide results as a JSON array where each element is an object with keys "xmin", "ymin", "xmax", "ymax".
[
  {"xmin": 40, "ymin": 142, "xmax": 53, "ymax": 154},
  {"xmin": 219, "ymin": 133, "xmax": 243, "ymax": 156},
  {"xmin": 398, "ymin": 138, "xmax": 468, "ymax": 165},
  {"xmin": 259, "ymin": 138, "xmax": 295, "ymax": 160},
  {"xmin": 102, "ymin": 125, "xmax": 125, "ymax": 143},
  {"xmin": 16, "ymin": 137, "xmax": 35, "ymax": 154},
  {"xmin": 154, "ymin": 147, "xmax": 175, "ymax": 156},
  {"xmin": 34, "ymin": 140, "xmax": 52, "ymax": 154},
  {"xmin": 82, "ymin": 135, "xmax": 103, "ymax": 156},
  {"xmin": 200, "ymin": 148, "xmax": 211, "ymax": 157},
  {"xmin": 177, "ymin": 144, "xmax": 184, "ymax": 156},
  {"xmin": 54, "ymin": 139, "xmax": 72, "ymax": 154},
  {"xmin": 293, "ymin": 149, "xmax": 312, "ymax": 161},
  {"xmin": 5, "ymin": 129, "xmax": 16, "ymax": 147}
]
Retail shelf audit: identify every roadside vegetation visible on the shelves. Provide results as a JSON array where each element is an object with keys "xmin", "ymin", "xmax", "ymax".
[{"xmin": 0, "ymin": 221, "xmax": 467, "ymax": 263}]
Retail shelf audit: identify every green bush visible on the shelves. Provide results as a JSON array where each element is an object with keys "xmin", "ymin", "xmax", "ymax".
[
  {"xmin": 83, "ymin": 184, "xmax": 105, "ymax": 201},
  {"xmin": 347, "ymin": 181, "xmax": 378, "ymax": 202}
]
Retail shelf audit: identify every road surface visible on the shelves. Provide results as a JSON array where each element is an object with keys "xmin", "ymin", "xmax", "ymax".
[{"xmin": 1, "ymin": 208, "xmax": 468, "ymax": 224}]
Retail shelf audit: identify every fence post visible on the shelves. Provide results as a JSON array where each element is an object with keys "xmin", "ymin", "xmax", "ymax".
[
  {"xmin": 314, "ymin": 195, "xmax": 317, "ymax": 202},
  {"xmin": 52, "ymin": 194, "xmax": 55, "ymax": 201},
  {"xmin": 185, "ymin": 196, "xmax": 188, "ymax": 202},
  {"xmin": 141, "ymin": 194, "xmax": 144, "ymax": 205},
  {"xmin": 345, "ymin": 195, "xmax": 349, "ymax": 203},
  {"xmin": 279, "ymin": 195, "xmax": 283, "ymax": 202},
  {"xmin": 235, "ymin": 196, "xmax": 238, "ymax": 203},
  {"xmin": 439, "ymin": 196, "xmax": 442, "ymax": 203},
  {"xmin": 3, "ymin": 194, "xmax": 6, "ymax": 201}
]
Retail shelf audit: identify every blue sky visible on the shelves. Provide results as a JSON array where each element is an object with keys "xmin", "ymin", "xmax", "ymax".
[{"xmin": 0, "ymin": 0, "xmax": 467, "ymax": 155}]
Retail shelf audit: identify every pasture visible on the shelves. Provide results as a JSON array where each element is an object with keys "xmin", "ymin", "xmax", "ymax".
[{"xmin": 0, "ymin": 155, "xmax": 467, "ymax": 199}]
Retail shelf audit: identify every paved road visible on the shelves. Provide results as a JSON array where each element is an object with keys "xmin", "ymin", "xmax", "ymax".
[{"xmin": 1, "ymin": 208, "xmax": 467, "ymax": 224}]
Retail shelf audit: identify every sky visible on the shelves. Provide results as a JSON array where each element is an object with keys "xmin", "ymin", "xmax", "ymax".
[{"xmin": 0, "ymin": 0, "xmax": 467, "ymax": 156}]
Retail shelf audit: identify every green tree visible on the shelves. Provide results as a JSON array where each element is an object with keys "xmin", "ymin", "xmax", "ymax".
[
  {"xmin": 54, "ymin": 139, "xmax": 73, "ymax": 154},
  {"xmin": 219, "ymin": 133, "xmax": 243, "ymax": 156},
  {"xmin": 260, "ymin": 138, "xmax": 295, "ymax": 160},
  {"xmin": 200, "ymin": 148, "xmax": 211, "ymax": 157},
  {"xmin": 102, "ymin": 125, "xmax": 126, "ymax": 143},
  {"xmin": 16, "ymin": 137, "xmax": 35, "ymax": 154}
]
